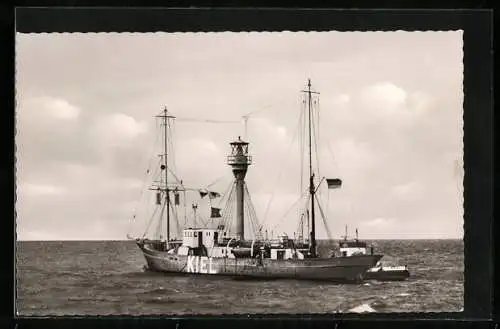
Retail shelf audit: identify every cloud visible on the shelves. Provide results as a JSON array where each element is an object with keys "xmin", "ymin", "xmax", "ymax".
[
  {"xmin": 362, "ymin": 218, "xmax": 395, "ymax": 227},
  {"xmin": 18, "ymin": 96, "xmax": 80, "ymax": 123},
  {"xmin": 90, "ymin": 113, "xmax": 148, "ymax": 146},
  {"xmin": 359, "ymin": 82, "xmax": 407, "ymax": 115},
  {"xmin": 391, "ymin": 180, "xmax": 424, "ymax": 200},
  {"xmin": 19, "ymin": 183, "xmax": 66, "ymax": 197}
]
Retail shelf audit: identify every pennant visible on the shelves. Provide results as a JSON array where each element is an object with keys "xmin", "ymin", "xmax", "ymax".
[
  {"xmin": 199, "ymin": 190, "xmax": 208, "ymax": 198},
  {"xmin": 211, "ymin": 207, "xmax": 222, "ymax": 218},
  {"xmin": 174, "ymin": 193, "xmax": 180, "ymax": 205},
  {"xmin": 326, "ymin": 178, "xmax": 342, "ymax": 189},
  {"xmin": 208, "ymin": 191, "xmax": 221, "ymax": 199}
]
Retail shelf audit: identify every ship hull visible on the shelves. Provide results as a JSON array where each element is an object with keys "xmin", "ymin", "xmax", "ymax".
[{"xmin": 138, "ymin": 243, "xmax": 382, "ymax": 282}]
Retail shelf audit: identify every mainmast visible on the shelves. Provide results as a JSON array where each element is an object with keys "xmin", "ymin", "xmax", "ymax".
[{"xmin": 302, "ymin": 79, "xmax": 320, "ymax": 257}]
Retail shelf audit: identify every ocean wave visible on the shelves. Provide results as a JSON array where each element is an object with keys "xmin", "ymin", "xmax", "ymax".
[
  {"xmin": 142, "ymin": 296, "xmax": 178, "ymax": 305},
  {"xmin": 347, "ymin": 303, "xmax": 377, "ymax": 313}
]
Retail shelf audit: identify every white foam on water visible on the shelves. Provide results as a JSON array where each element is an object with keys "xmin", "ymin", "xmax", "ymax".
[{"xmin": 348, "ymin": 303, "xmax": 376, "ymax": 313}]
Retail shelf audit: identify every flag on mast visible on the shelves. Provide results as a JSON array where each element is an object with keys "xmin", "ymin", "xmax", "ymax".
[
  {"xmin": 326, "ymin": 178, "xmax": 342, "ymax": 189},
  {"xmin": 211, "ymin": 207, "xmax": 222, "ymax": 218},
  {"xmin": 208, "ymin": 191, "xmax": 221, "ymax": 199}
]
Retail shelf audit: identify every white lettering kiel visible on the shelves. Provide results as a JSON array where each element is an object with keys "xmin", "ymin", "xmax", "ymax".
[
  {"xmin": 209, "ymin": 258, "xmax": 217, "ymax": 274},
  {"xmin": 186, "ymin": 256, "xmax": 218, "ymax": 274},
  {"xmin": 200, "ymin": 257, "xmax": 208, "ymax": 273},
  {"xmin": 187, "ymin": 255, "xmax": 195, "ymax": 273},
  {"xmin": 195, "ymin": 256, "xmax": 200, "ymax": 273}
]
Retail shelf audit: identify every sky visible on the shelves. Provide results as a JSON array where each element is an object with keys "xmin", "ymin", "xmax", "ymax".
[{"xmin": 15, "ymin": 31, "xmax": 464, "ymax": 240}]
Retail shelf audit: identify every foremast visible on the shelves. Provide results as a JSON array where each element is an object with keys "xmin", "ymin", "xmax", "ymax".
[{"xmin": 155, "ymin": 107, "xmax": 176, "ymax": 248}]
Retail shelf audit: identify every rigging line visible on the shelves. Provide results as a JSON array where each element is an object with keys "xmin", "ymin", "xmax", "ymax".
[
  {"xmin": 243, "ymin": 194, "xmax": 251, "ymax": 238},
  {"xmin": 248, "ymin": 195, "xmax": 262, "ymax": 239},
  {"xmin": 260, "ymin": 106, "xmax": 305, "ymax": 228},
  {"xmin": 183, "ymin": 190, "xmax": 188, "ymax": 227},
  {"xmin": 220, "ymin": 183, "xmax": 232, "ymax": 230},
  {"xmin": 175, "ymin": 117, "xmax": 240, "ymax": 124},
  {"xmin": 167, "ymin": 167, "xmax": 182, "ymax": 185},
  {"xmin": 299, "ymin": 95, "xmax": 306, "ymax": 198},
  {"xmin": 169, "ymin": 198, "xmax": 178, "ymax": 238},
  {"xmin": 227, "ymin": 182, "xmax": 238, "ymax": 235},
  {"xmin": 268, "ymin": 190, "xmax": 310, "ymax": 232},
  {"xmin": 142, "ymin": 204, "xmax": 161, "ymax": 238},
  {"xmin": 311, "ymin": 98, "xmax": 321, "ymax": 182},
  {"xmin": 228, "ymin": 182, "xmax": 238, "ymax": 236},
  {"xmin": 172, "ymin": 195, "xmax": 182, "ymax": 238},
  {"xmin": 247, "ymin": 187, "xmax": 263, "ymax": 240},
  {"xmin": 215, "ymin": 178, "xmax": 234, "ymax": 209},
  {"xmin": 167, "ymin": 119, "xmax": 176, "ymax": 176},
  {"xmin": 247, "ymin": 202, "xmax": 259, "ymax": 240},
  {"xmin": 315, "ymin": 194, "xmax": 334, "ymax": 241},
  {"xmin": 316, "ymin": 96, "xmax": 321, "ymax": 179},
  {"xmin": 244, "ymin": 183, "xmax": 262, "ymax": 239},
  {"xmin": 206, "ymin": 175, "xmax": 226, "ymax": 190},
  {"xmin": 326, "ymin": 189, "xmax": 330, "ymax": 220},
  {"xmin": 159, "ymin": 194, "xmax": 168, "ymax": 240},
  {"xmin": 129, "ymin": 118, "xmax": 162, "ymax": 224},
  {"xmin": 224, "ymin": 183, "xmax": 236, "ymax": 237},
  {"xmin": 221, "ymin": 182, "xmax": 235, "ymax": 234},
  {"xmin": 154, "ymin": 211, "xmax": 162, "ymax": 240}
]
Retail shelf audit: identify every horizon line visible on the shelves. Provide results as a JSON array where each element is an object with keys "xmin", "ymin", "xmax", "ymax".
[{"xmin": 16, "ymin": 238, "xmax": 464, "ymax": 242}]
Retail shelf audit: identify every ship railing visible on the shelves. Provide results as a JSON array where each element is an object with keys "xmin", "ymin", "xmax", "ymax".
[{"xmin": 227, "ymin": 155, "xmax": 253, "ymax": 165}]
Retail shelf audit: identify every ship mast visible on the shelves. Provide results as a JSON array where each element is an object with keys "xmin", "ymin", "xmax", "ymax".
[
  {"xmin": 156, "ymin": 106, "xmax": 175, "ymax": 247},
  {"xmin": 302, "ymin": 79, "xmax": 320, "ymax": 257}
]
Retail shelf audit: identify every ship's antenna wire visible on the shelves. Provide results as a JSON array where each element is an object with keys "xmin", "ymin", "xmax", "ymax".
[
  {"xmin": 315, "ymin": 96, "xmax": 321, "ymax": 187},
  {"xmin": 268, "ymin": 189, "xmax": 309, "ymax": 232},
  {"xmin": 260, "ymin": 106, "xmax": 304, "ymax": 229},
  {"xmin": 300, "ymin": 94, "xmax": 306, "ymax": 201},
  {"xmin": 129, "ymin": 119, "xmax": 162, "ymax": 234},
  {"xmin": 311, "ymin": 97, "xmax": 321, "ymax": 200},
  {"xmin": 206, "ymin": 175, "xmax": 226, "ymax": 189}
]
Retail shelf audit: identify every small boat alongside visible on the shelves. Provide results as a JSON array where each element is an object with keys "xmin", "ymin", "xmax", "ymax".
[
  {"xmin": 365, "ymin": 263, "xmax": 410, "ymax": 281},
  {"xmin": 336, "ymin": 226, "xmax": 410, "ymax": 281}
]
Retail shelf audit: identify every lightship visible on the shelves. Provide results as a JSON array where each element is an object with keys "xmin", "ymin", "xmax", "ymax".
[{"xmin": 130, "ymin": 80, "xmax": 383, "ymax": 282}]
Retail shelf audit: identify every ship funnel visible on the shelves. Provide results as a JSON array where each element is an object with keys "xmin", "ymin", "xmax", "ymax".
[{"xmin": 227, "ymin": 136, "xmax": 252, "ymax": 241}]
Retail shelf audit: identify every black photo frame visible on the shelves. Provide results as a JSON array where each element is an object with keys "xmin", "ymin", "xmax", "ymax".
[{"xmin": 7, "ymin": 6, "xmax": 495, "ymax": 329}]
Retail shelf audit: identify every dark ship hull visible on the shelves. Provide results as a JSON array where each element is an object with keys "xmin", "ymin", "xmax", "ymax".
[{"xmin": 138, "ymin": 242, "xmax": 382, "ymax": 282}]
